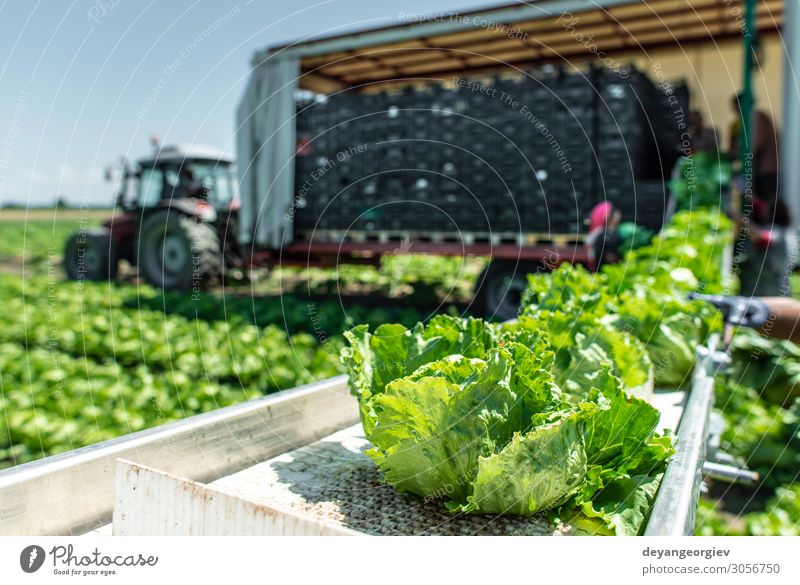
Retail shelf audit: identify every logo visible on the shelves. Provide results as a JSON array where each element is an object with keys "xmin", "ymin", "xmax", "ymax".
[{"xmin": 20, "ymin": 545, "xmax": 46, "ymax": 573}]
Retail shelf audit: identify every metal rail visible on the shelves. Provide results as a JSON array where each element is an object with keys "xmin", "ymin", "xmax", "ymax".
[
  {"xmin": 0, "ymin": 375, "xmax": 357, "ymax": 536},
  {"xmin": 644, "ymin": 336, "xmax": 721, "ymax": 536},
  {"xmin": 261, "ymin": 0, "xmax": 635, "ymax": 59}
]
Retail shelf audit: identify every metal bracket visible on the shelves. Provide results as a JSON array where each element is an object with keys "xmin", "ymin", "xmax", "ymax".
[{"xmin": 702, "ymin": 461, "xmax": 760, "ymax": 486}]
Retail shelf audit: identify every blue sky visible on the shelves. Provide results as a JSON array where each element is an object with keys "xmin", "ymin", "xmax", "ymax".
[{"xmin": 0, "ymin": 0, "xmax": 506, "ymax": 206}]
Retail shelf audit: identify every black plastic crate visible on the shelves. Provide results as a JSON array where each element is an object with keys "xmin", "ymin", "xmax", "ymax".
[{"xmin": 293, "ymin": 63, "xmax": 686, "ymax": 238}]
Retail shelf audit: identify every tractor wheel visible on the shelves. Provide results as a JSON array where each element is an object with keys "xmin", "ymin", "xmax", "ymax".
[
  {"xmin": 63, "ymin": 229, "xmax": 118, "ymax": 282},
  {"xmin": 137, "ymin": 210, "xmax": 223, "ymax": 291},
  {"xmin": 474, "ymin": 260, "xmax": 541, "ymax": 321}
]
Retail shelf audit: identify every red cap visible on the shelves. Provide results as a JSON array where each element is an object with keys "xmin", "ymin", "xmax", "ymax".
[{"xmin": 589, "ymin": 202, "xmax": 614, "ymax": 233}]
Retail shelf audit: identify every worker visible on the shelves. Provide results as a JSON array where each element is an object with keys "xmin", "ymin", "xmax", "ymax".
[
  {"xmin": 688, "ymin": 110, "xmax": 719, "ymax": 153},
  {"xmin": 690, "ymin": 293, "xmax": 800, "ymax": 344},
  {"xmin": 757, "ymin": 297, "xmax": 800, "ymax": 343},
  {"xmin": 728, "ymin": 93, "xmax": 783, "ymax": 210},
  {"xmin": 585, "ymin": 201, "xmax": 622, "ymax": 271},
  {"xmin": 177, "ymin": 167, "xmax": 204, "ymax": 198},
  {"xmin": 728, "ymin": 93, "xmax": 792, "ymax": 296},
  {"xmin": 730, "ymin": 199, "xmax": 792, "ymax": 296}
]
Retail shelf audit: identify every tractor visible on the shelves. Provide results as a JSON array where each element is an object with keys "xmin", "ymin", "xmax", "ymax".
[{"xmin": 64, "ymin": 144, "xmax": 241, "ymax": 290}]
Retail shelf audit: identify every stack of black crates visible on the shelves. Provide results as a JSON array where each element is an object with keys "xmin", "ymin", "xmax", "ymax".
[{"xmin": 293, "ymin": 64, "xmax": 688, "ymax": 237}]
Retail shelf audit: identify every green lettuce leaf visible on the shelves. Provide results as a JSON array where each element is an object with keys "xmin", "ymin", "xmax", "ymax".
[
  {"xmin": 522, "ymin": 263, "xmax": 611, "ymax": 316},
  {"xmin": 579, "ymin": 473, "xmax": 664, "ymax": 536},
  {"xmin": 583, "ymin": 367, "xmax": 661, "ymax": 468},
  {"xmin": 554, "ymin": 370, "xmax": 674, "ymax": 535},
  {"xmin": 454, "ymin": 408, "xmax": 589, "ymax": 516},
  {"xmin": 502, "ymin": 313, "xmax": 652, "ymax": 402},
  {"xmin": 609, "ymin": 288, "xmax": 715, "ymax": 387},
  {"xmin": 365, "ymin": 344, "xmax": 558, "ymax": 500},
  {"xmin": 340, "ymin": 315, "xmax": 496, "ymax": 432},
  {"xmin": 728, "ymin": 330, "xmax": 800, "ymax": 405}
]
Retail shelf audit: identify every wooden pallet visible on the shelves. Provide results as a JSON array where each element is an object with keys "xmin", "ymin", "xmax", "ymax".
[{"xmin": 298, "ymin": 230, "xmax": 585, "ymax": 248}]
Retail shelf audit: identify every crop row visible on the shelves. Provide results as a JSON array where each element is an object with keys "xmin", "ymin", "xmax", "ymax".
[{"xmin": 0, "ymin": 270, "xmax": 441, "ymax": 468}]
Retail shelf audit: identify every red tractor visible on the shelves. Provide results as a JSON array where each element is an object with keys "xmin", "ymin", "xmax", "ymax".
[{"xmin": 64, "ymin": 145, "xmax": 241, "ymax": 290}]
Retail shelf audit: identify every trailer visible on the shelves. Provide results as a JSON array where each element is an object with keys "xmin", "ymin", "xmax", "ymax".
[
  {"xmin": 231, "ymin": 0, "xmax": 782, "ymax": 319},
  {"xmin": 236, "ymin": 7, "xmax": 659, "ymax": 321}
]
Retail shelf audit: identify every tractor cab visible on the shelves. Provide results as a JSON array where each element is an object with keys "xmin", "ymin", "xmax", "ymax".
[{"xmin": 119, "ymin": 144, "xmax": 238, "ymax": 213}]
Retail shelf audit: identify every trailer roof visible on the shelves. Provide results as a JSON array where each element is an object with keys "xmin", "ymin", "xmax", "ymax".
[
  {"xmin": 139, "ymin": 144, "xmax": 235, "ymax": 166},
  {"xmin": 256, "ymin": 0, "xmax": 783, "ymax": 92}
]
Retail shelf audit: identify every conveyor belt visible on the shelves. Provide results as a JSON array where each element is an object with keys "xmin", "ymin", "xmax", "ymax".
[
  {"xmin": 208, "ymin": 389, "xmax": 686, "ymax": 536},
  {"xmin": 213, "ymin": 425, "xmax": 562, "ymax": 536},
  {"xmin": 104, "ymin": 385, "xmax": 691, "ymax": 536}
]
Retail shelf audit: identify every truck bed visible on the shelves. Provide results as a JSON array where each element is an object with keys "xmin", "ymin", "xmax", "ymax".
[{"xmin": 101, "ymin": 387, "xmax": 686, "ymax": 536}]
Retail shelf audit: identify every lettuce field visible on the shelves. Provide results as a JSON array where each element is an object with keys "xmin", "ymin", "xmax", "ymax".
[{"xmin": 0, "ymin": 211, "xmax": 475, "ymax": 468}]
